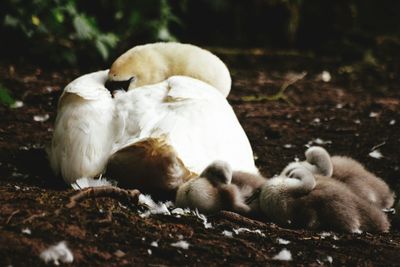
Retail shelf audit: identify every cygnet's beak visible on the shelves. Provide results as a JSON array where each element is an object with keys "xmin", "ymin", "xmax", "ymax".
[{"xmin": 105, "ymin": 77, "xmax": 134, "ymax": 94}]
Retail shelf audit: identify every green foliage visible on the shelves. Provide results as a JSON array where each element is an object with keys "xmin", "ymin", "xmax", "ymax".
[
  {"xmin": 0, "ymin": 0, "xmax": 180, "ymax": 66},
  {"xmin": 0, "ymin": 84, "xmax": 15, "ymax": 107}
]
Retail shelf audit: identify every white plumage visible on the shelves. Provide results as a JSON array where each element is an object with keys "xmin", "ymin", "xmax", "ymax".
[{"xmin": 48, "ymin": 70, "xmax": 258, "ymax": 188}]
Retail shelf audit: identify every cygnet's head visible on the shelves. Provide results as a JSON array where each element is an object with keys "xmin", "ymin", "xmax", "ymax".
[
  {"xmin": 200, "ymin": 160, "xmax": 233, "ymax": 185},
  {"xmin": 281, "ymin": 146, "xmax": 333, "ymax": 177}
]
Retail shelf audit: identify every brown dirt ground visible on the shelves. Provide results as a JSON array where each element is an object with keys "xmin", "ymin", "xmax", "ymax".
[{"xmin": 0, "ymin": 52, "xmax": 399, "ymax": 266}]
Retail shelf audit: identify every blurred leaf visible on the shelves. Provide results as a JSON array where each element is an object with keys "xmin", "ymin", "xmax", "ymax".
[
  {"xmin": 52, "ymin": 9, "xmax": 65, "ymax": 23},
  {"xmin": 0, "ymin": 84, "xmax": 15, "ymax": 106},
  {"xmin": 157, "ymin": 26, "xmax": 176, "ymax": 42},
  {"xmin": 73, "ymin": 15, "xmax": 95, "ymax": 40},
  {"xmin": 0, "ymin": 0, "xmax": 178, "ymax": 65},
  {"xmin": 98, "ymin": 33, "xmax": 119, "ymax": 47},
  {"xmin": 95, "ymin": 39, "xmax": 108, "ymax": 60},
  {"xmin": 4, "ymin": 15, "xmax": 18, "ymax": 27},
  {"xmin": 96, "ymin": 33, "xmax": 119, "ymax": 60},
  {"xmin": 31, "ymin": 15, "xmax": 40, "ymax": 26}
]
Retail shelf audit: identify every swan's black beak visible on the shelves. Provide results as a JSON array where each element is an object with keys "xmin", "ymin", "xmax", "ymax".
[{"xmin": 105, "ymin": 77, "xmax": 134, "ymax": 94}]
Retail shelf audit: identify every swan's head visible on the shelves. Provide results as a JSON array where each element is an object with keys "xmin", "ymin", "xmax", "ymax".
[
  {"xmin": 105, "ymin": 45, "xmax": 163, "ymax": 93},
  {"xmin": 106, "ymin": 57, "xmax": 138, "ymax": 93}
]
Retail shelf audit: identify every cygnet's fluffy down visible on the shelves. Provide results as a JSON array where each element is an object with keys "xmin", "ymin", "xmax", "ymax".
[
  {"xmin": 259, "ymin": 168, "xmax": 390, "ymax": 233},
  {"xmin": 281, "ymin": 146, "xmax": 394, "ymax": 209},
  {"xmin": 107, "ymin": 42, "xmax": 232, "ymax": 97},
  {"xmin": 175, "ymin": 161, "xmax": 251, "ymax": 214}
]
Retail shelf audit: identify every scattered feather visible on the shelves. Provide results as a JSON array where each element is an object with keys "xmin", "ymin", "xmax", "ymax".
[
  {"xmin": 352, "ymin": 229, "xmax": 363, "ymax": 234},
  {"xmin": 277, "ymin": 238, "xmax": 290, "ymax": 245},
  {"xmin": 147, "ymin": 249, "xmax": 152, "ymax": 255},
  {"xmin": 307, "ymin": 138, "xmax": 332, "ymax": 147},
  {"xmin": 113, "ymin": 250, "xmax": 125, "ymax": 258},
  {"xmin": 369, "ymin": 150, "xmax": 383, "ymax": 159},
  {"xmin": 171, "ymin": 240, "xmax": 189, "ymax": 250},
  {"xmin": 326, "ymin": 256, "xmax": 333, "ymax": 263},
  {"xmin": 139, "ymin": 194, "xmax": 156, "ymax": 207},
  {"xmin": 33, "ymin": 114, "xmax": 49, "ymax": 122},
  {"xmin": 321, "ymin": 71, "xmax": 331, "ymax": 82},
  {"xmin": 369, "ymin": 112, "xmax": 379, "ymax": 118},
  {"xmin": 283, "ymin": 144, "xmax": 292, "ymax": 149},
  {"xmin": 71, "ymin": 177, "xmax": 113, "ymax": 190},
  {"xmin": 194, "ymin": 209, "xmax": 212, "ymax": 229},
  {"xmin": 313, "ymin": 138, "xmax": 331, "ymax": 145},
  {"xmin": 233, "ymin": 228, "xmax": 265, "ymax": 237},
  {"xmin": 39, "ymin": 241, "xmax": 73, "ymax": 265},
  {"xmin": 319, "ymin": 232, "xmax": 331, "ymax": 239},
  {"xmin": 171, "ymin": 208, "xmax": 185, "ymax": 216},
  {"xmin": 150, "ymin": 241, "xmax": 158, "ymax": 248},
  {"xmin": 139, "ymin": 194, "xmax": 171, "ymax": 218},
  {"xmin": 335, "ymin": 103, "xmax": 343, "ymax": 109},
  {"xmin": 10, "ymin": 100, "xmax": 24, "ymax": 109},
  {"xmin": 312, "ymin": 118, "xmax": 321, "ymax": 125},
  {"xmin": 354, "ymin": 119, "xmax": 361, "ymax": 124},
  {"xmin": 22, "ymin": 228, "xmax": 31, "ymax": 235},
  {"xmin": 272, "ymin": 249, "xmax": 292, "ymax": 261},
  {"xmin": 222, "ymin": 230, "xmax": 233, "ymax": 238},
  {"xmin": 389, "ymin": 120, "xmax": 396, "ymax": 125}
]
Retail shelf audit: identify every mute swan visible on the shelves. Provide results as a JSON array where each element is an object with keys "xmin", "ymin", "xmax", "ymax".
[
  {"xmin": 106, "ymin": 42, "xmax": 232, "ymax": 97},
  {"xmin": 48, "ymin": 70, "xmax": 257, "ymax": 191}
]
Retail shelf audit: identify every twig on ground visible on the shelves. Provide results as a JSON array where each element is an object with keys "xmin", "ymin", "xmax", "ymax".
[
  {"xmin": 5, "ymin": 209, "xmax": 20, "ymax": 224},
  {"xmin": 214, "ymin": 210, "xmax": 268, "ymax": 229},
  {"xmin": 22, "ymin": 212, "xmax": 46, "ymax": 224},
  {"xmin": 241, "ymin": 71, "xmax": 307, "ymax": 105},
  {"xmin": 371, "ymin": 141, "xmax": 386, "ymax": 151},
  {"xmin": 234, "ymin": 238, "xmax": 270, "ymax": 261},
  {"xmin": 66, "ymin": 186, "xmax": 140, "ymax": 208}
]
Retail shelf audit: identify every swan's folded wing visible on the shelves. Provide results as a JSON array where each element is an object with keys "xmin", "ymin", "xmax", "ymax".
[
  {"xmin": 59, "ymin": 70, "xmax": 111, "ymax": 105},
  {"xmin": 49, "ymin": 70, "xmax": 117, "ymax": 185}
]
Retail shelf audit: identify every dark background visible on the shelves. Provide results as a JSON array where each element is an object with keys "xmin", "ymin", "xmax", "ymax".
[{"xmin": 1, "ymin": 0, "xmax": 399, "ymax": 67}]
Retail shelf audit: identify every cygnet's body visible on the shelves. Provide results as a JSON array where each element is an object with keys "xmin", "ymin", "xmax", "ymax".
[
  {"xmin": 259, "ymin": 168, "xmax": 390, "ymax": 232},
  {"xmin": 175, "ymin": 161, "xmax": 250, "ymax": 214},
  {"xmin": 230, "ymin": 171, "xmax": 267, "ymax": 213},
  {"xmin": 107, "ymin": 42, "xmax": 232, "ymax": 97},
  {"xmin": 48, "ymin": 71, "xmax": 257, "ymax": 190},
  {"xmin": 281, "ymin": 146, "xmax": 394, "ymax": 209},
  {"xmin": 330, "ymin": 156, "xmax": 394, "ymax": 209}
]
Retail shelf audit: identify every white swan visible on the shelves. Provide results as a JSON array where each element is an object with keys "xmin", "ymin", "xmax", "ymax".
[{"xmin": 48, "ymin": 70, "xmax": 258, "ymax": 190}]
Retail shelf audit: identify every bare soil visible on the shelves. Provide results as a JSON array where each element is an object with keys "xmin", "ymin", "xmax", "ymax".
[{"xmin": 0, "ymin": 52, "xmax": 399, "ymax": 266}]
